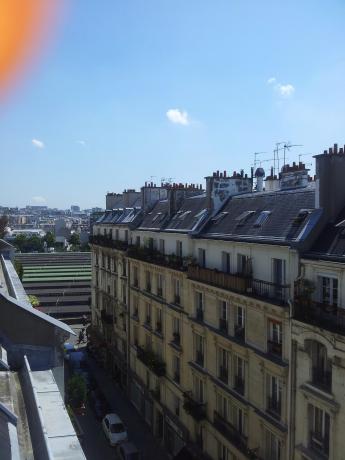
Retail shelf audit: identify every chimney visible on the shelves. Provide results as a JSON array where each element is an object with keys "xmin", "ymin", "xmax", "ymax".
[
  {"xmin": 280, "ymin": 162, "xmax": 309, "ymax": 190},
  {"xmin": 205, "ymin": 169, "xmax": 252, "ymax": 211},
  {"xmin": 315, "ymin": 144, "xmax": 345, "ymax": 221}
]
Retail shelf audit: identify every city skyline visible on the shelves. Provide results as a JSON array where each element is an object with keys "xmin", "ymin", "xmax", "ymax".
[{"xmin": 2, "ymin": 0, "xmax": 345, "ymax": 208}]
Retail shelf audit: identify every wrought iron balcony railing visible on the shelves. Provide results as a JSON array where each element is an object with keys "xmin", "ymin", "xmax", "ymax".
[
  {"xmin": 136, "ymin": 346, "xmax": 166, "ymax": 377},
  {"xmin": 267, "ymin": 340, "xmax": 282, "ymax": 358},
  {"xmin": 183, "ymin": 392, "xmax": 206, "ymax": 421},
  {"xmin": 294, "ymin": 298, "xmax": 345, "ymax": 336},
  {"xmin": 312, "ymin": 367, "xmax": 332, "ymax": 392}
]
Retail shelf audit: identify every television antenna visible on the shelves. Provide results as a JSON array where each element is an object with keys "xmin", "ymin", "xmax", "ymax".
[{"xmin": 283, "ymin": 142, "xmax": 303, "ymax": 169}]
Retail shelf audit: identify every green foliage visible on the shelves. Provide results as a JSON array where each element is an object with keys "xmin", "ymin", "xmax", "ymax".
[
  {"xmin": 69, "ymin": 233, "xmax": 80, "ymax": 246},
  {"xmin": 0, "ymin": 215, "xmax": 8, "ymax": 239},
  {"xmin": 67, "ymin": 374, "xmax": 87, "ymax": 408},
  {"xmin": 14, "ymin": 260, "xmax": 23, "ymax": 281},
  {"xmin": 13, "ymin": 234, "xmax": 44, "ymax": 253},
  {"xmin": 43, "ymin": 231, "xmax": 55, "ymax": 247},
  {"xmin": 28, "ymin": 295, "xmax": 40, "ymax": 308}
]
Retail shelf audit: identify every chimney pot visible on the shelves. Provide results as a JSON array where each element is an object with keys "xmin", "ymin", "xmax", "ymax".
[
  {"xmin": 220, "ymin": 172, "xmax": 223, "ymax": 178},
  {"xmin": 324, "ymin": 150, "xmax": 328, "ymax": 154},
  {"xmin": 216, "ymin": 170, "xmax": 219, "ymax": 177},
  {"xmin": 340, "ymin": 148, "xmax": 344, "ymax": 154},
  {"xmin": 224, "ymin": 170, "xmax": 227, "ymax": 177},
  {"xmin": 334, "ymin": 143, "xmax": 338, "ymax": 154},
  {"xmin": 329, "ymin": 147, "xmax": 333, "ymax": 155}
]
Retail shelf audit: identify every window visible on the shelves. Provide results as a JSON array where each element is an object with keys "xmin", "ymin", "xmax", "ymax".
[
  {"xmin": 174, "ymin": 278, "xmax": 181, "ymax": 304},
  {"xmin": 133, "ymin": 325, "xmax": 138, "ymax": 347},
  {"xmin": 176, "ymin": 240, "xmax": 183, "ymax": 258},
  {"xmin": 235, "ymin": 306, "xmax": 245, "ymax": 340},
  {"xmin": 145, "ymin": 303, "xmax": 151, "ymax": 326},
  {"xmin": 198, "ymin": 248, "xmax": 206, "ymax": 267},
  {"xmin": 265, "ymin": 430, "xmax": 282, "ymax": 460},
  {"xmin": 172, "ymin": 355, "xmax": 180, "ymax": 383},
  {"xmin": 309, "ymin": 405, "xmax": 330, "ymax": 455},
  {"xmin": 234, "ymin": 355, "xmax": 245, "ymax": 395},
  {"xmin": 272, "ymin": 258, "xmax": 286, "ymax": 286},
  {"xmin": 268, "ymin": 320, "xmax": 282, "ymax": 357},
  {"xmin": 135, "ymin": 235, "xmax": 140, "ymax": 246},
  {"xmin": 145, "ymin": 334, "xmax": 152, "ymax": 351},
  {"xmin": 115, "ymin": 229, "xmax": 119, "ymax": 240},
  {"xmin": 133, "ymin": 266, "xmax": 139, "ymax": 287},
  {"xmin": 107, "ymin": 256, "xmax": 111, "ymax": 270},
  {"xmin": 132, "ymin": 296, "xmax": 139, "ymax": 317},
  {"xmin": 219, "ymin": 300, "xmax": 228, "ymax": 333},
  {"xmin": 216, "ymin": 393, "xmax": 229, "ymax": 420},
  {"xmin": 217, "ymin": 441, "xmax": 236, "ymax": 460},
  {"xmin": 145, "ymin": 270, "xmax": 151, "ymax": 292},
  {"xmin": 194, "ymin": 333, "xmax": 204, "ymax": 367},
  {"xmin": 157, "ymin": 273, "xmax": 164, "ymax": 297},
  {"xmin": 318, "ymin": 276, "xmax": 338, "ymax": 306},
  {"xmin": 122, "ymin": 282, "xmax": 127, "ymax": 304},
  {"xmin": 267, "ymin": 374, "xmax": 282, "ymax": 418},
  {"xmin": 159, "ymin": 238, "xmax": 165, "ymax": 254},
  {"xmin": 310, "ymin": 341, "xmax": 332, "ymax": 391},
  {"xmin": 156, "ymin": 309, "xmax": 162, "ymax": 332},
  {"xmin": 195, "ymin": 292, "xmax": 204, "ymax": 321},
  {"xmin": 235, "ymin": 210, "xmax": 255, "ymax": 225},
  {"xmin": 222, "ymin": 251, "xmax": 231, "ymax": 273},
  {"xmin": 125, "ymin": 230, "xmax": 129, "ymax": 241},
  {"xmin": 193, "ymin": 375, "xmax": 204, "ymax": 403},
  {"xmin": 218, "ymin": 347, "xmax": 229, "ymax": 383},
  {"xmin": 172, "ymin": 317, "xmax": 181, "ymax": 344},
  {"xmin": 253, "ymin": 210, "xmax": 271, "ymax": 227},
  {"xmin": 237, "ymin": 254, "xmax": 251, "ymax": 276},
  {"xmin": 173, "ymin": 394, "xmax": 180, "ymax": 416},
  {"xmin": 234, "ymin": 405, "xmax": 246, "ymax": 436}
]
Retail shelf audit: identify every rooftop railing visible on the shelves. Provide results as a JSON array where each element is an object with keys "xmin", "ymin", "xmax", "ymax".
[
  {"xmin": 294, "ymin": 299, "xmax": 345, "ymax": 335},
  {"xmin": 89, "ymin": 235, "xmax": 128, "ymax": 251}
]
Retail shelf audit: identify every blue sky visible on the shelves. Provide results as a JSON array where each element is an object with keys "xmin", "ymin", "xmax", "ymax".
[{"xmin": 2, "ymin": 0, "xmax": 345, "ymax": 209}]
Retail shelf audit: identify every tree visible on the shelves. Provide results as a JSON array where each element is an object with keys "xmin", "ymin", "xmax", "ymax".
[
  {"xmin": 67, "ymin": 374, "xmax": 87, "ymax": 408},
  {"xmin": 13, "ymin": 234, "xmax": 27, "ymax": 252},
  {"xmin": 43, "ymin": 231, "xmax": 55, "ymax": 247},
  {"xmin": 69, "ymin": 233, "xmax": 80, "ymax": 246},
  {"xmin": 0, "ymin": 215, "xmax": 8, "ymax": 238}
]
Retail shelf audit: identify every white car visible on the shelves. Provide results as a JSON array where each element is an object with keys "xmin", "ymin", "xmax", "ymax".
[{"xmin": 102, "ymin": 413, "xmax": 128, "ymax": 446}]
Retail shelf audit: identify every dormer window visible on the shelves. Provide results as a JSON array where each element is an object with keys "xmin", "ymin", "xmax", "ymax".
[
  {"xmin": 235, "ymin": 210, "xmax": 255, "ymax": 226},
  {"xmin": 253, "ymin": 210, "xmax": 271, "ymax": 227}
]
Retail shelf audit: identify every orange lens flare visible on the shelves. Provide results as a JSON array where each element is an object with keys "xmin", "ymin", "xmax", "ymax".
[{"xmin": 0, "ymin": 0, "xmax": 61, "ymax": 99}]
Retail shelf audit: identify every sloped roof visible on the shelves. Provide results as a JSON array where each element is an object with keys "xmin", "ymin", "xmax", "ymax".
[
  {"xmin": 305, "ymin": 205, "xmax": 345, "ymax": 261},
  {"xmin": 200, "ymin": 187, "xmax": 318, "ymax": 244},
  {"xmin": 138, "ymin": 200, "xmax": 169, "ymax": 231},
  {"xmin": 96, "ymin": 207, "xmax": 142, "ymax": 225}
]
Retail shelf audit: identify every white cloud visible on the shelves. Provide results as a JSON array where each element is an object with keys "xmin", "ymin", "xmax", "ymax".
[
  {"xmin": 32, "ymin": 139, "xmax": 45, "ymax": 149},
  {"xmin": 267, "ymin": 77, "xmax": 295, "ymax": 97},
  {"xmin": 77, "ymin": 140, "xmax": 86, "ymax": 146},
  {"xmin": 32, "ymin": 196, "xmax": 46, "ymax": 204},
  {"xmin": 276, "ymin": 83, "xmax": 295, "ymax": 97},
  {"xmin": 166, "ymin": 108, "xmax": 190, "ymax": 126}
]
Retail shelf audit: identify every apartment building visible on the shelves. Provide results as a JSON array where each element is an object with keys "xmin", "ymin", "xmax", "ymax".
[{"xmin": 90, "ymin": 144, "xmax": 345, "ymax": 460}]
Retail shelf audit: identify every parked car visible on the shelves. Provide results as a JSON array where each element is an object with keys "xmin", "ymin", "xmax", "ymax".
[
  {"xmin": 115, "ymin": 442, "xmax": 141, "ymax": 460},
  {"xmin": 102, "ymin": 413, "xmax": 127, "ymax": 446}
]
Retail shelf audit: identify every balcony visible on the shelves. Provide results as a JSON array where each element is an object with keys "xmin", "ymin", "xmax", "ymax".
[
  {"xmin": 187, "ymin": 265, "xmax": 290, "ymax": 305},
  {"xmin": 219, "ymin": 318, "xmax": 228, "ymax": 334},
  {"xmin": 234, "ymin": 375, "xmax": 245, "ymax": 395},
  {"xmin": 174, "ymin": 294, "xmax": 181, "ymax": 305},
  {"xmin": 213, "ymin": 411, "xmax": 248, "ymax": 454},
  {"xmin": 183, "ymin": 392, "xmax": 206, "ymax": 421},
  {"xmin": 312, "ymin": 367, "xmax": 332, "ymax": 392},
  {"xmin": 144, "ymin": 317, "xmax": 152, "ymax": 329},
  {"xmin": 89, "ymin": 235, "xmax": 128, "ymax": 251},
  {"xmin": 145, "ymin": 283, "xmax": 152, "ymax": 293},
  {"xmin": 127, "ymin": 246, "xmax": 188, "ymax": 271},
  {"xmin": 267, "ymin": 397, "xmax": 281, "ymax": 419},
  {"xmin": 195, "ymin": 350, "xmax": 204, "ymax": 367},
  {"xmin": 310, "ymin": 431, "xmax": 329, "ymax": 456},
  {"xmin": 234, "ymin": 325, "xmax": 245, "ymax": 341},
  {"xmin": 267, "ymin": 340, "xmax": 282, "ymax": 358},
  {"xmin": 136, "ymin": 346, "xmax": 166, "ymax": 377},
  {"xmin": 294, "ymin": 299, "xmax": 345, "ymax": 336},
  {"xmin": 101, "ymin": 309, "xmax": 113, "ymax": 324},
  {"xmin": 157, "ymin": 287, "xmax": 163, "ymax": 297},
  {"xmin": 218, "ymin": 366, "xmax": 228, "ymax": 383}
]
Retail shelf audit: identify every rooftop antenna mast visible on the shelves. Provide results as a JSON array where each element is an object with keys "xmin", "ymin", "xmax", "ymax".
[
  {"xmin": 283, "ymin": 142, "xmax": 303, "ymax": 168},
  {"xmin": 253, "ymin": 152, "xmax": 267, "ymax": 170},
  {"xmin": 298, "ymin": 152, "xmax": 312, "ymax": 163},
  {"xmin": 274, "ymin": 142, "xmax": 286, "ymax": 176}
]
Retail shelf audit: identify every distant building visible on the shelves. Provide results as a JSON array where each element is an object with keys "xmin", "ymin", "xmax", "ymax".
[{"xmin": 71, "ymin": 205, "xmax": 80, "ymax": 214}]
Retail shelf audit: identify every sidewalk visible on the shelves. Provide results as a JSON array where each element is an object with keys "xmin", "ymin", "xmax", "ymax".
[{"xmin": 87, "ymin": 355, "xmax": 170, "ymax": 460}]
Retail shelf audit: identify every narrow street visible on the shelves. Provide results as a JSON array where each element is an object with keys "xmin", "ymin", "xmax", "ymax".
[{"xmin": 67, "ymin": 324, "xmax": 170, "ymax": 460}]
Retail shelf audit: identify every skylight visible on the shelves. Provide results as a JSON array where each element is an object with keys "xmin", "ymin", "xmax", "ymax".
[
  {"xmin": 235, "ymin": 210, "xmax": 255, "ymax": 225},
  {"xmin": 179, "ymin": 210, "xmax": 191, "ymax": 219},
  {"xmin": 253, "ymin": 210, "xmax": 271, "ymax": 228},
  {"xmin": 212, "ymin": 211, "xmax": 228, "ymax": 223},
  {"xmin": 194, "ymin": 209, "xmax": 208, "ymax": 219}
]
